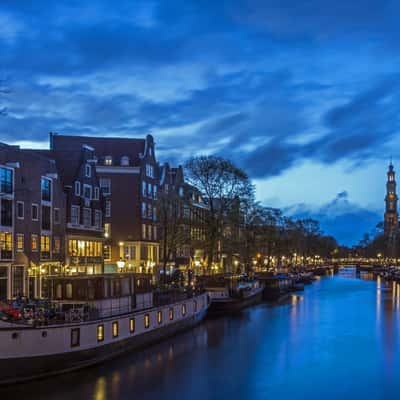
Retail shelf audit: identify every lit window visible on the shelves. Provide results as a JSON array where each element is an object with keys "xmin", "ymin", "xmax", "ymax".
[
  {"xmin": 142, "ymin": 224, "xmax": 146, "ymax": 239},
  {"xmin": 130, "ymin": 318, "xmax": 135, "ymax": 333},
  {"xmin": 31, "ymin": 234, "xmax": 38, "ymax": 252},
  {"xmin": 0, "ymin": 232, "xmax": 12, "ymax": 259},
  {"xmin": 104, "ymin": 245, "xmax": 111, "ymax": 261},
  {"xmin": 169, "ymin": 308, "xmax": 174, "ymax": 321},
  {"xmin": 182, "ymin": 304, "xmax": 186, "ymax": 316},
  {"xmin": 157, "ymin": 310, "xmax": 162, "ymax": 325},
  {"xmin": 16, "ymin": 234, "xmax": 24, "ymax": 252},
  {"xmin": 53, "ymin": 237, "xmax": 61, "ymax": 253},
  {"xmin": 144, "ymin": 314, "xmax": 150, "ymax": 329},
  {"xmin": 104, "ymin": 156, "xmax": 113, "ymax": 166},
  {"xmin": 97, "ymin": 324, "xmax": 104, "ymax": 342},
  {"xmin": 112, "ymin": 321, "xmax": 118, "ymax": 338},
  {"xmin": 66, "ymin": 283, "xmax": 72, "ymax": 299},
  {"xmin": 104, "ymin": 223, "xmax": 111, "ymax": 238}
]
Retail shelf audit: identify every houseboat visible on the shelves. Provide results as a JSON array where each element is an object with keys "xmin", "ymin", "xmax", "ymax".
[
  {"xmin": 0, "ymin": 273, "xmax": 209, "ymax": 385},
  {"xmin": 199, "ymin": 274, "xmax": 263, "ymax": 315}
]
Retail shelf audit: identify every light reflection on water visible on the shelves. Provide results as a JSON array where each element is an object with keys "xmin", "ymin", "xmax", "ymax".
[{"xmin": 2, "ymin": 271, "xmax": 400, "ymax": 400}]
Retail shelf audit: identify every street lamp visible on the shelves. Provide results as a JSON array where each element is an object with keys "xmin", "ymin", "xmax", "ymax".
[{"xmin": 116, "ymin": 258, "xmax": 126, "ymax": 272}]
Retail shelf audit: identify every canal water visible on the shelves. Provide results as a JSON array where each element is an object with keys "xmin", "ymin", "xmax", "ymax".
[{"xmin": 2, "ymin": 270, "xmax": 400, "ymax": 400}]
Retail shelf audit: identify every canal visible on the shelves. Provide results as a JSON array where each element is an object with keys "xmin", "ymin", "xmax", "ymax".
[{"xmin": 2, "ymin": 270, "xmax": 400, "ymax": 400}]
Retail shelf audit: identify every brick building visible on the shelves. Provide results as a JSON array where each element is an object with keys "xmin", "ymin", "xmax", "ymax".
[
  {"xmin": 50, "ymin": 133, "xmax": 159, "ymax": 274},
  {"xmin": 0, "ymin": 143, "xmax": 66, "ymax": 300}
]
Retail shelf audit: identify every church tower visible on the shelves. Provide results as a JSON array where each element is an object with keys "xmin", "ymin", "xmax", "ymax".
[{"xmin": 384, "ymin": 161, "xmax": 399, "ymax": 236}]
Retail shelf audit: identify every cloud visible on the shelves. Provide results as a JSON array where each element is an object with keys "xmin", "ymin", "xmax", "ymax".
[{"xmin": 285, "ymin": 191, "xmax": 382, "ymax": 246}]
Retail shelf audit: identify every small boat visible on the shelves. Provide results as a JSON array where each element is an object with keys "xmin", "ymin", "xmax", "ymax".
[
  {"xmin": 203, "ymin": 275, "xmax": 263, "ymax": 315},
  {"xmin": 0, "ymin": 273, "xmax": 209, "ymax": 385}
]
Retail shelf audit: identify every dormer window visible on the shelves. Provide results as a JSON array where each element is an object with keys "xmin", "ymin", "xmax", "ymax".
[
  {"xmin": 105, "ymin": 156, "xmax": 113, "ymax": 166},
  {"xmin": 120, "ymin": 156, "xmax": 130, "ymax": 166},
  {"xmin": 85, "ymin": 164, "xmax": 91, "ymax": 177}
]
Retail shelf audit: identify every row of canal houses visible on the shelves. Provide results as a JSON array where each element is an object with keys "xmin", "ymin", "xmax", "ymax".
[{"xmin": 0, "ymin": 133, "xmax": 207, "ymax": 301}]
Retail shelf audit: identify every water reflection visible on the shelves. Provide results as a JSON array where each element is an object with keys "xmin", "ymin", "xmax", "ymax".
[{"xmin": 2, "ymin": 275, "xmax": 400, "ymax": 400}]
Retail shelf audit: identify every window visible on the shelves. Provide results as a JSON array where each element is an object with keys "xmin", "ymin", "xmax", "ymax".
[
  {"xmin": 94, "ymin": 187, "xmax": 100, "ymax": 200},
  {"xmin": 147, "ymin": 225, "xmax": 152, "ymax": 241},
  {"xmin": 105, "ymin": 200, "xmax": 111, "ymax": 217},
  {"xmin": 112, "ymin": 321, "xmax": 118, "ymax": 338},
  {"xmin": 142, "ymin": 181, "xmax": 146, "ymax": 197},
  {"xmin": 104, "ymin": 156, "xmax": 113, "ymax": 166},
  {"xmin": 147, "ymin": 183, "xmax": 152, "ymax": 197},
  {"xmin": 142, "ymin": 224, "xmax": 146, "ymax": 239},
  {"xmin": 94, "ymin": 210, "xmax": 102, "ymax": 229},
  {"xmin": 16, "ymin": 201, "xmax": 24, "ymax": 219},
  {"xmin": 147, "ymin": 203, "xmax": 152, "ymax": 219},
  {"xmin": 74, "ymin": 181, "xmax": 81, "ymax": 196},
  {"xmin": 121, "ymin": 156, "xmax": 130, "ymax": 166},
  {"xmin": 104, "ymin": 245, "xmax": 111, "ymax": 261},
  {"xmin": 182, "ymin": 304, "xmax": 186, "ymax": 316},
  {"xmin": 1, "ymin": 199, "xmax": 12, "ymax": 226},
  {"xmin": 32, "ymin": 204, "xmax": 39, "ymax": 221},
  {"xmin": 104, "ymin": 223, "xmax": 111, "ymax": 238},
  {"xmin": 85, "ymin": 164, "xmax": 91, "ymax": 177},
  {"xmin": 53, "ymin": 237, "xmax": 61, "ymax": 253},
  {"xmin": 83, "ymin": 208, "xmax": 92, "ymax": 227},
  {"xmin": 41, "ymin": 177, "xmax": 51, "ymax": 202},
  {"xmin": 129, "ymin": 318, "xmax": 135, "ymax": 333},
  {"xmin": 31, "ymin": 234, "xmax": 38, "ymax": 252},
  {"xmin": 0, "ymin": 167, "xmax": 13, "ymax": 194},
  {"xmin": 141, "ymin": 203, "xmax": 146, "ymax": 218},
  {"xmin": 71, "ymin": 328, "xmax": 80, "ymax": 347},
  {"xmin": 153, "ymin": 207, "xmax": 157, "ymax": 222},
  {"xmin": 144, "ymin": 314, "xmax": 150, "ymax": 329},
  {"xmin": 179, "ymin": 187, "xmax": 184, "ymax": 197},
  {"xmin": 0, "ymin": 232, "xmax": 13, "ymax": 259},
  {"xmin": 16, "ymin": 234, "xmax": 24, "ymax": 252},
  {"xmin": 146, "ymin": 164, "xmax": 154, "ymax": 178},
  {"xmin": 97, "ymin": 324, "xmax": 104, "ymax": 342},
  {"xmin": 124, "ymin": 245, "xmax": 136, "ymax": 260},
  {"xmin": 41, "ymin": 205, "xmax": 51, "ymax": 230},
  {"xmin": 40, "ymin": 235, "xmax": 51, "ymax": 259},
  {"xmin": 193, "ymin": 300, "xmax": 197, "ymax": 312},
  {"xmin": 99, "ymin": 178, "xmax": 111, "ymax": 195},
  {"xmin": 83, "ymin": 184, "xmax": 92, "ymax": 200},
  {"xmin": 153, "ymin": 185, "xmax": 157, "ymax": 199},
  {"xmin": 169, "ymin": 308, "xmax": 174, "ymax": 321},
  {"xmin": 54, "ymin": 208, "xmax": 60, "ymax": 224},
  {"xmin": 157, "ymin": 310, "xmax": 162, "ymax": 324},
  {"xmin": 71, "ymin": 206, "xmax": 80, "ymax": 225},
  {"xmin": 153, "ymin": 226, "xmax": 157, "ymax": 241}
]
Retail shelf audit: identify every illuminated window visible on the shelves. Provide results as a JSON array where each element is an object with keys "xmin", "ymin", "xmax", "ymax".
[
  {"xmin": 16, "ymin": 234, "xmax": 24, "ymax": 252},
  {"xmin": 169, "ymin": 308, "xmax": 174, "ymax": 321},
  {"xmin": 104, "ymin": 156, "xmax": 113, "ymax": 166},
  {"xmin": 129, "ymin": 318, "xmax": 135, "ymax": 333},
  {"xmin": 104, "ymin": 223, "xmax": 111, "ymax": 238},
  {"xmin": 112, "ymin": 321, "xmax": 118, "ymax": 338},
  {"xmin": 53, "ymin": 237, "xmax": 61, "ymax": 253},
  {"xmin": 157, "ymin": 310, "xmax": 162, "ymax": 325},
  {"xmin": 66, "ymin": 283, "xmax": 72, "ymax": 299},
  {"xmin": 31, "ymin": 234, "xmax": 38, "ymax": 252},
  {"xmin": 104, "ymin": 245, "xmax": 111, "ymax": 261},
  {"xmin": 97, "ymin": 324, "xmax": 104, "ymax": 342},
  {"xmin": 0, "ymin": 232, "xmax": 13, "ymax": 259},
  {"xmin": 144, "ymin": 314, "xmax": 150, "ymax": 329},
  {"xmin": 182, "ymin": 304, "xmax": 186, "ymax": 316}
]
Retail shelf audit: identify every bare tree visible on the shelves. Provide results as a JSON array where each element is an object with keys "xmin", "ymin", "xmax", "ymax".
[{"xmin": 184, "ymin": 155, "xmax": 253, "ymax": 272}]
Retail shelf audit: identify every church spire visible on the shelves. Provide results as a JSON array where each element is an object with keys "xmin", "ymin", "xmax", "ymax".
[{"xmin": 384, "ymin": 161, "xmax": 398, "ymax": 236}]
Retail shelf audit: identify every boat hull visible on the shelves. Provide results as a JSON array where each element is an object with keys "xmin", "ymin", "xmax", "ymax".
[
  {"xmin": 207, "ymin": 288, "xmax": 263, "ymax": 315},
  {"xmin": 0, "ymin": 294, "xmax": 208, "ymax": 385}
]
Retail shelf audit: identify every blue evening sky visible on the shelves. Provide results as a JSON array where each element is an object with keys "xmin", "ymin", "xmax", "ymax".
[{"xmin": 0, "ymin": 1, "xmax": 399, "ymax": 245}]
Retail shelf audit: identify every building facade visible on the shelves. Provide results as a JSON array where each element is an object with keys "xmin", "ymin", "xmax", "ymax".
[
  {"xmin": 50, "ymin": 133, "xmax": 159, "ymax": 274},
  {"xmin": 0, "ymin": 143, "xmax": 66, "ymax": 300}
]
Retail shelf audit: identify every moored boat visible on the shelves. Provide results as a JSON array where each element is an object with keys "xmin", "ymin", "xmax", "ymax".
[
  {"xmin": 200, "ymin": 275, "xmax": 263, "ymax": 315},
  {"xmin": 0, "ymin": 273, "xmax": 209, "ymax": 385}
]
